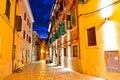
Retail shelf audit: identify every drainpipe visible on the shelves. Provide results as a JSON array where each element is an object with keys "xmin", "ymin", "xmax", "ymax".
[
  {"xmin": 76, "ymin": 0, "xmax": 83, "ymax": 73},
  {"xmin": 12, "ymin": 0, "xmax": 17, "ymax": 73}
]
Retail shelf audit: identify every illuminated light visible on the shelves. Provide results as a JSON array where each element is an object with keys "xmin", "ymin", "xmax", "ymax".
[
  {"xmin": 102, "ymin": 21, "xmax": 118, "ymax": 50},
  {"xmin": 62, "ymin": 36, "xmax": 64, "ymax": 44},
  {"xmin": 53, "ymin": 65, "xmax": 63, "ymax": 69},
  {"xmin": 40, "ymin": 60, "xmax": 46, "ymax": 63},
  {"xmin": 61, "ymin": 48, "xmax": 64, "ymax": 66},
  {"xmin": 62, "ymin": 68, "xmax": 72, "ymax": 72},
  {"xmin": 67, "ymin": 58, "xmax": 72, "ymax": 68},
  {"xmin": 100, "ymin": 0, "xmax": 113, "ymax": 18},
  {"xmin": 46, "ymin": 51, "xmax": 48, "ymax": 54},
  {"xmin": 68, "ymin": 46, "xmax": 71, "ymax": 58},
  {"xmin": 41, "ymin": 49, "xmax": 45, "ymax": 53},
  {"xmin": 67, "ymin": 32, "xmax": 70, "ymax": 41},
  {"xmin": 94, "ymin": 78, "xmax": 106, "ymax": 80},
  {"xmin": 67, "ymin": 42, "xmax": 71, "ymax": 45},
  {"xmin": 48, "ymin": 23, "xmax": 51, "ymax": 32}
]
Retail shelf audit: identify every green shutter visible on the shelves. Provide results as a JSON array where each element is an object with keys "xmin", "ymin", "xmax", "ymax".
[
  {"xmin": 78, "ymin": 0, "xmax": 85, "ymax": 4},
  {"xmin": 55, "ymin": 29, "xmax": 60, "ymax": 39},
  {"xmin": 51, "ymin": 34, "xmax": 56, "ymax": 42},
  {"xmin": 70, "ymin": 10, "xmax": 76, "ymax": 27},
  {"xmin": 60, "ymin": 22, "xmax": 66, "ymax": 35},
  {"xmin": 48, "ymin": 40, "xmax": 51, "ymax": 46}
]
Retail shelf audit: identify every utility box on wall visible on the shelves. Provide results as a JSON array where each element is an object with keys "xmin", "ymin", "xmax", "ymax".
[{"xmin": 105, "ymin": 51, "xmax": 120, "ymax": 73}]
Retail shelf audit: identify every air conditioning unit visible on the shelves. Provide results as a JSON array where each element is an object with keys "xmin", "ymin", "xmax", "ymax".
[{"xmin": 78, "ymin": 0, "xmax": 87, "ymax": 4}]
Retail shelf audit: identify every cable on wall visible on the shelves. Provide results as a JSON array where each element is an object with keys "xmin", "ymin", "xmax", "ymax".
[{"xmin": 78, "ymin": 0, "xmax": 120, "ymax": 18}]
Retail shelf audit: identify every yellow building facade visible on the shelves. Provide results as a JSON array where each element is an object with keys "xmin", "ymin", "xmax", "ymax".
[
  {"xmin": 0, "ymin": 0, "xmax": 16, "ymax": 78},
  {"xmin": 78, "ymin": 0, "xmax": 120, "ymax": 79},
  {"xmin": 0, "ymin": 0, "xmax": 34, "ymax": 78}
]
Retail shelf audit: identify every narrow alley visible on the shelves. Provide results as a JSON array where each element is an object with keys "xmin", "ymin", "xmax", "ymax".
[{"xmin": 4, "ymin": 60, "xmax": 105, "ymax": 80}]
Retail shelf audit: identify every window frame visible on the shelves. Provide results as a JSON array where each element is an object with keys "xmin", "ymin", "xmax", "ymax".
[
  {"xmin": 87, "ymin": 27, "xmax": 97, "ymax": 46},
  {"xmin": 73, "ymin": 45, "xmax": 78, "ymax": 57},
  {"xmin": 5, "ymin": 0, "xmax": 11, "ymax": 19}
]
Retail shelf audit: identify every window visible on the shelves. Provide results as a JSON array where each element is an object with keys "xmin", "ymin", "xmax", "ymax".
[
  {"xmin": 5, "ymin": 0, "xmax": 11, "ymax": 19},
  {"xmin": 60, "ymin": 2, "xmax": 63, "ymax": 11},
  {"xmin": 78, "ymin": 0, "xmax": 86, "ymax": 4},
  {"xmin": 27, "ymin": 19, "xmax": 29, "ymax": 25},
  {"xmin": 70, "ymin": 10, "xmax": 76, "ymax": 28},
  {"xmin": 26, "ymin": 34, "xmax": 28, "ymax": 41},
  {"xmin": 15, "ymin": 15, "xmax": 22, "ymax": 31},
  {"xmin": 29, "ymin": 36, "xmax": 31, "ymax": 43},
  {"xmin": 66, "ymin": 15, "xmax": 72, "ymax": 29},
  {"xmin": 63, "ymin": 0, "xmax": 66, "ymax": 7},
  {"xmin": 24, "ymin": 13, "xmax": 26, "ymax": 21},
  {"xmin": 73, "ymin": 45, "xmax": 78, "ymax": 57},
  {"xmin": 87, "ymin": 27, "xmax": 96, "ymax": 46},
  {"xmin": 29, "ymin": 23, "xmax": 31, "ymax": 29},
  {"xmin": 56, "ymin": 11, "xmax": 58, "ymax": 19},
  {"xmin": 23, "ymin": 30, "xmax": 25, "ymax": 39},
  {"xmin": 64, "ymin": 48, "xmax": 66, "ymax": 56}
]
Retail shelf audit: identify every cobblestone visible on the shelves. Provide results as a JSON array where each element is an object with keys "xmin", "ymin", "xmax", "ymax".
[{"xmin": 4, "ymin": 60, "xmax": 106, "ymax": 80}]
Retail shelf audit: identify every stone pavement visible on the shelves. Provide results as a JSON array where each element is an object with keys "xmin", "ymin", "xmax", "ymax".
[{"xmin": 4, "ymin": 60, "xmax": 106, "ymax": 80}]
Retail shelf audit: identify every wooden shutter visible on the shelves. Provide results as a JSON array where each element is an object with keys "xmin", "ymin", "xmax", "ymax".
[
  {"xmin": 87, "ymin": 27, "xmax": 96, "ymax": 46},
  {"xmin": 5, "ymin": 0, "xmax": 11, "ymax": 19},
  {"xmin": 15, "ymin": 15, "xmax": 22, "ymax": 31}
]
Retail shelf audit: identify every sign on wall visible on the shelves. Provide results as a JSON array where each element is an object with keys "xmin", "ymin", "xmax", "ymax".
[{"xmin": 105, "ymin": 51, "xmax": 120, "ymax": 73}]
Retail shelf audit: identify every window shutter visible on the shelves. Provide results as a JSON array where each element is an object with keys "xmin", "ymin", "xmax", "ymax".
[
  {"xmin": 15, "ymin": 15, "xmax": 22, "ymax": 31},
  {"xmin": 87, "ymin": 27, "xmax": 96, "ymax": 46},
  {"xmin": 5, "ymin": 0, "xmax": 11, "ymax": 19},
  {"xmin": 60, "ymin": 2, "xmax": 63, "ymax": 11},
  {"xmin": 48, "ymin": 40, "xmax": 51, "ymax": 46},
  {"xmin": 78, "ymin": 0, "xmax": 86, "ymax": 4},
  {"xmin": 70, "ymin": 10, "xmax": 76, "ymax": 28},
  {"xmin": 66, "ymin": 15, "xmax": 70, "ymax": 20},
  {"xmin": 55, "ymin": 29, "xmax": 60, "ymax": 39},
  {"xmin": 56, "ymin": 12, "xmax": 58, "ymax": 19},
  {"xmin": 60, "ymin": 22, "xmax": 66, "ymax": 35},
  {"xmin": 51, "ymin": 34, "xmax": 56, "ymax": 42}
]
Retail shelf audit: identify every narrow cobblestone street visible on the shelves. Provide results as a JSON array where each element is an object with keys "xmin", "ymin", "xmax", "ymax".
[{"xmin": 4, "ymin": 60, "xmax": 105, "ymax": 80}]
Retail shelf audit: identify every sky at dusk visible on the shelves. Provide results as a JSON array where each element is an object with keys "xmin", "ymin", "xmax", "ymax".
[{"xmin": 29, "ymin": 0, "xmax": 55, "ymax": 40}]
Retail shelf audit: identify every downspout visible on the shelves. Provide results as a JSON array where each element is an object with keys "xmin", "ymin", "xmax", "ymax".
[{"xmin": 12, "ymin": 0, "xmax": 17, "ymax": 73}]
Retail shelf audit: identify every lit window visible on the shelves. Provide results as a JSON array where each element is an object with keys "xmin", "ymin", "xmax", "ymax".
[
  {"xmin": 87, "ymin": 27, "xmax": 96, "ymax": 46},
  {"xmin": 73, "ymin": 45, "xmax": 78, "ymax": 57}
]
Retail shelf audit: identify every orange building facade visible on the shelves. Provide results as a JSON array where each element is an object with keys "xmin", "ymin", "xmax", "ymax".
[{"xmin": 48, "ymin": 0, "xmax": 81, "ymax": 72}]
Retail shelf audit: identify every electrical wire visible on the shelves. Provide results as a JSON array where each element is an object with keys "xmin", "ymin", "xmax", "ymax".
[{"xmin": 78, "ymin": 0, "xmax": 120, "ymax": 18}]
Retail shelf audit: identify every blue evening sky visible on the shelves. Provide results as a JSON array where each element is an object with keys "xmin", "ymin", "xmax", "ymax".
[{"xmin": 29, "ymin": 0, "xmax": 55, "ymax": 40}]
